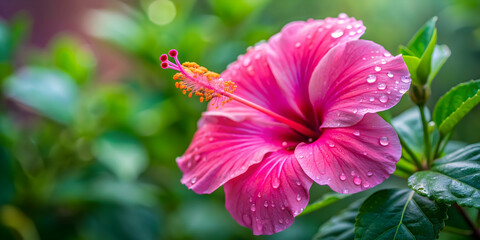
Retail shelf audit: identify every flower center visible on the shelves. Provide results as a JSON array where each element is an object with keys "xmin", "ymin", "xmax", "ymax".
[{"xmin": 160, "ymin": 49, "xmax": 317, "ymax": 138}]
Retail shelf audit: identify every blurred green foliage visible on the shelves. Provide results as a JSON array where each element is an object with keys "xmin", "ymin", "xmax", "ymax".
[{"xmin": 0, "ymin": 0, "xmax": 479, "ymax": 239}]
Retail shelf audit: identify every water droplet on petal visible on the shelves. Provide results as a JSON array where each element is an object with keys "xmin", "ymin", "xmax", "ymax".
[
  {"xmin": 249, "ymin": 196, "xmax": 253, "ymax": 202},
  {"xmin": 399, "ymin": 88, "xmax": 407, "ymax": 94},
  {"xmin": 363, "ymin": 183, "xmax": 370, "ymax": 188},
  {"xmin": 282, "ymin": 141, "xmax": 287, "ymax": 147},
  {"xmin": 209, "ymin": 137, "xmax": 214, "ymax": 142},
  {"xmin": 272, "ymin": 178, "xmax": 280, "ymax": 189},
  {"xmin": 343, "ymin": 189, "xmax": 349, "ymax": 194},
  {"xmin": 363, "ymin": 152, "xmax": 368, "ymax": 156},
  {"xmin": 379, "ymin": 95, "xmax": 388, "ymax": 103},
  {"xmin": 384, "ymin": 52, "xmax": 392, "ymax": 57},
  {"xmin": 257, "ymin": 192, "xmax": 262, "ymax": 198},
  {"xmin": 387, "ymin": 72, "xmax": 394, "ymax": 78},
  {"xmin": 349, "ymin": 31, "xmax": 356, "ymax": 36},
  {"xmin": 353, "ymin": 108, "xmax": 358, "ymax": 114},
  {"xmin": 308, "ymin": 138, "xmax": 313, "ymax": 143},
  {"xmin": 242, "ymin": 57, "xmax": 251, "ymax": 67},
  {"xmin": 353, "ymin": 176, "xmax": 362, "ymax": 185},
  {"xmin": 339, "ymin": 173, "xmax": 347, "ymax": 181},
  {"xmin": 191, "ymin": 177, "xmax": 197, "ymax": 184},
  {"xmin": 295, "ymin": 42, "xmax": 302, "ymax": 48},
  {"xmin": 278, "ymin": 219, "xmax": 284, "ymax": 224},
  {"xmin": 377, "ymin": 82, "xmax": 386, "ymax": 90},
  {"xmin": 374, "ymin": 66, "xmax": 381, "ymax": 72},
  {"xmin": 367, "ymin": 74, "xmax": 376, "ymax": 83},
  {"xmin": 264, "ymin": 201, "xmax": 269, "ymax": 208},
  {"xmin": 369, "ymin": 96, "xmax": 375, "ymax": 102},
  {"xmin": 299, "ymin": 155, "xmax": 304, "ymax": 159},
  {"xmin": 296, "ymin": 194, "xmax": 302, "ymax": 201},
  {"xmin": 338, "ymin": 13, "xmax": 348, "ymax": 19},
  {"xmin": 194, "ymin": 154, "xmax": 201, "ymax": 161},
  {"xmin": 331, "ymin": 29, "xmax": 344, "ymax": 38},
  {"xmin": 401, "ymin": 75, "xmax": 411, "ymax": 83},
  {"xmin": 353, "ymin": 130, "xmax": 360, "ymax": 136},
  {"xmin": 381, "ymin": 59, "xmax": 387, "ymax": 64},
  {"xmin": 250, "ymin": 204, "xmax": 256, "ymax": 212},
  {"xmin": 379, "ymin": 136, "xmax": 389, "ymax": 146},
  {"xmin": 367, "ymin": 171, "xmax": 374, "ymax": 177},
  {"xmin": 328, "ymin": 142, "xmax": 335, "ymax": 147},
  {"xmin": 295, "ymin": 180, "xmax": 301, "ymax": 186}
]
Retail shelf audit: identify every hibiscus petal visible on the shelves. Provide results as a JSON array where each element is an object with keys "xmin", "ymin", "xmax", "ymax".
[
  {"xmin": 294, "ymin": 113, "xmax": 400, "ymax": 194},
  {"xmin": 178, "ymin": 113, "xmax": 304, "ymax": 194},
  {"xmin": 267, "ymin": 14, "xmax": 365, "ymax": 126},
  {"xmin": 217, "ymin": 43, "xmax": 306, "ymax": 125},
  {"xmin": 309, "ymin": 40, "xmax": 411, "ymax": 128},
  {"xmin": 224, "ymin": 150, "xmax": 312, "ymax": 235}
]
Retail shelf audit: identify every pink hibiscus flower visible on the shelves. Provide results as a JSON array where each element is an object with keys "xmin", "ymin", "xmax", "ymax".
[{"xmin": 160, "ymin": 13, "xmax": 410, "ymax": 235}]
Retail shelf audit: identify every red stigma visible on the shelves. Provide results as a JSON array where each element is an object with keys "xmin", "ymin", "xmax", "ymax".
[
  {"xmin": 169, "ymin": 49, "xmax": 178, "ymax": 57},
  {"xmin": 160, "ymin": 54, "xmax": 168, "ymax": 62},
  {"xmin": 161, "ymin": 62, "xmax": 168, "ymax": 69}
]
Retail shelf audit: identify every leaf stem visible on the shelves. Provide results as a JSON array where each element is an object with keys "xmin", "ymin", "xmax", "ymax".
[
  {"xmin": 454, "ymin": 204, "xmax": 480, "ymax": 239},
  {"xmin": 418, "ymin": 105, "xmax": 431, "ymax": 168},
  {"xmin": 398, "ymin": 134, "xmax": 423, "ymax": 170},
  {"xmin": 432, "ymin": 134, "xmax": 443, "ymax": 161}
]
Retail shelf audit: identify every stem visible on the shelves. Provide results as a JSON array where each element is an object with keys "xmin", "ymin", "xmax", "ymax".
[
  {"xmin": 432, "ymin": 134, "xmax": 444, "ymax": 161},
  {"xmin": 398, "ymin": 134, "xmax": 423, "ymax": 170},
  {"xmin": 454, "ymin": 204, "xmax": 480, "ymax": 239},
  {"xmin": 418, "ymin": 105, "xmax": 431, "ymax": 168},
  {"xmin": 395, "ymin": 164, "xmax": 414, "ymax": 175},
  {"xmin": 443, "ymin": 226, "xmax": 472, "ymax": 236}
]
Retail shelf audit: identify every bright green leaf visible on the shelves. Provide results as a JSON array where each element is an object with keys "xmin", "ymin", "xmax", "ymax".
[
  {"xmin": 402, "ymin": 55, "xmax": 421, "ymax": 85},
  {"xmin": 407, "ymin": 17, "xmax": 438, "ymax": 58},
  {"xmin": 416, "ymin": 29, "xmax": 437, "ymax": 85},
  {"xmin": 433, "ymin": 79, "xmax": 480, "ymax": 135},
  {"xmin": 408, "ymin": 143, "xmax": 480, "ymax": 208},
  {"xmin": 93, "ymin": 132, "xmax": 148, "ymax": 181},
  {"xmin": 3, "ymin": 67, "xmax": 78, "ymax": 124},
  {"xmin": 313, "ymin": 198, "xmax": 362, "ymax": 240},
  {"xmin": 299, "ymin": 193, "xmax": 349, "ymax": 216},
  {"xmin": 355, "ymin": 189, "xmax": 448, "ymax": 240},
  {"xmin": 428, "ymin": 45, "xmax": 451, "ymax": 85},
  {"xmin": 398, "ymin": 45, "xmax": 416, "ymax": 56}
]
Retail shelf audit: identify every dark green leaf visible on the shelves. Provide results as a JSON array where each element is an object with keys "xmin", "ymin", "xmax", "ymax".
[
  {"xmin": 313, "ymin": 198, "xmax": 362, "ymax": 240},
  {"xmin": 355, "ymin": 189, "xmax": 448, "ymax": 240},
  {"xmin": 433, "ymin": 79, "xmax": 480, "ymax": 135},
  {"xmin": 299, "ymin": 193, "xmax": 349, "ymax": 216},
  {"xmin": 408, "ymin": 143, "xmax": 480, "ymax": 208},
  {"xmin": 3, "ymin": 67, "xmax": 78, "ymax": 124},
  {"xmin": 428, "ymin": 45, "xmax": 450, "ymax": 85},
  {"xmin": 406, "ymin": 17, "xmax": 438, "ymax": 58},
  {"xmin": 416, "ymin": 30, "xmax": 437, "ymax": 85}
]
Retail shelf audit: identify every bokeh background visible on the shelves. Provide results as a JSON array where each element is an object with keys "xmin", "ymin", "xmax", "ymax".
[{"xmin": 0, "ymin": 0, "xmax": 479, "ymax": 239}]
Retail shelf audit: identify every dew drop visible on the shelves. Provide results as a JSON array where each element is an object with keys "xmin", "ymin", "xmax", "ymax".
[
  {"xmin": 209, "ymin": 137, "xmax": 214, "ymax": 142},
  {"xmin": 387, "ymin": 72, "xmax": 394, "ymax": 78},
  {"xmin": 366, "ymin": 74, "xmax": 376, "ymax": 83},
  {"xmin": 278, "ymin": 219, "xmax": 284, "ymax": 224},
  {"xmin": 339, "ymin": 173, "xmax": 347, "ymax": 181},
  {"xmin": 353, "ymin": 130, "xmax": 360, "ymax": 136},
  {"xmin": 257, "ymin": 192, "xmax": 262, "ymax": 198},
  {"xmin": 383, "ymin": 52, "xmax": 392, "ymax": 57},
  {"xmin": 194, "ymin": 154, "xmax": 201, "ymax": 161},
  {"xmin": 377, "ymin": 82, "xmax": 386, "ymax": 90},
  {"xmin": 353, "ymin": 176, "xmax": 362, "ymax": 185},
  {"xmin": 250, "ymin": 204, "xmax": 256, "ymax": 212},
  {"xmin": 282, "ymin": 141, "xmax": 287, "ymax": 147},
  {"xmin": 379, "ymin": 95, "xmax": 388, "ymax": 103},
  {"xmin": 379, "ymin": 136, "xmax": 389, "ymax": 146},
  {"xmin": 380, "ymin": 59, "xmax": 387, "ymax": 64},
  {"xmin": 338, "ymin": 13, "xmax": 348, "ymax": 19},
  {"xmin": 346, "ymin": 24, "xmax": 353, "ymax": 29},
  {"xmin": 242, "ymin": 57, "xmax": 251, "ymax": 67},
  {"xmin": 331, "ymin": 29, "xmax": 344, "ymax": 38},
  {"xmin": 363, "ymin": 152, "xmax": 368, "ymax": 156},
  {"xmin": 254, "ymin": 53, "xmax": 261, "ymax": 60},
  {"xmin": 299, "ymin": 155, "xmax": 304, "ymax": 159},
  {"xmin": 271, "ymin": 202, "xmax": 276, "ymax": 208},
  {"xmin": 272, "ymin": 178, "xmax": 280, "ymax": 189},
  {"xmin": 363, "ymin": 183, "xmax": 370, "ymax": 188},
  {"xmin": 296, "ymin": 194, "xmax": 302, "ymax": 201},
  {"xmin": 295, "ymin": 42, "xmax": 302, "ymax": 48},
  {"xmin": 399, "ymin": 88, "xmax": 408, "ymax": 94},
  {"xmin": 350, "ymin": 170, "xmax": 356, "ymax": 176},
  {"xmin": 308, "ymin": 138, "xmax": 313, "ymax": 143},
  {"xmin": 367, "ymin": 171, "xmax": 374, "ymax": 177},
  {"xmin": 349, "ymin": 31, "xmax": 356, "ymax": 36},
  {"xmin": 374, "ymin": 66, "xmax": 381, "ymax": 72},
  {"xmin": 187, "ymin": 161, "xmax": 192, "ymax": 168},
  {"xmin": 343, "ymin": 189, "xmax": 349, "ymax": 194},
  {"xmin": 264, "ymin": 201, "xmax": 269, "ymax": 208},
  {"xmin": 369, "ymin": 96, "xmax": 375, "ymax": 102},
  {"xmin": 328, "ymin": 142, "xmax": 335, "ymax": 147},
  {"xmin": 401, "ymin": 75, "xmax": 411, "ymax": 83},
  {"xmin": 295, "ymin": 180, "xmax": 301, "ymax": 186},
  {"xmin": 249, "ymin": 196, "xmax": 253, "ymax": 202},
  {"xmin": 191, "ymin": 177, "xmax": 197, "ymax": 184}
]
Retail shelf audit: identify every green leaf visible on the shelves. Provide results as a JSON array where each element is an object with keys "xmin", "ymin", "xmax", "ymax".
[
  {"xmin": 299, "ymin": 193, "xmax": 349, "ymax": 216},
  {"xmin": 50, "ymin": 35, "xmax": 96, "ymax": 84},
  {"xmin": 93, "ymin": 131, "xmax": 148, "ymax": 181},
  {"xmin": 433, "ymin": 79, "xmax": 480, "ymax": 135},
  {"xmin": 416, "ymin": 29, "xmax": 437, "ymax": 85},
  {"xmin": 428, "ymin": 44, "xmax": 450, "ymax": 85},
  {"xmin": 3, "ymin": 67, "xmax": 78, "ymax": 124},
  {"xmin": 402, "ymin": 55, "xmax": 421, "ymax": 85},
  {"xmin": 408, "ymin": 143, "xmax": 480, "ymax": 208},
  {"xmin": 407, "ymin": 17, "xmax": 438, "ymax": 58},
  {"xmin": 355, "ymin": 189, "xmax": 448, "ymax": 240},
  {"xmin": 398, "ymin": 45, "xmax": 416, "ymax": 56},
  {"xmin": 313, "ymin": 198, "xmax": 362, "ymax": 240}
]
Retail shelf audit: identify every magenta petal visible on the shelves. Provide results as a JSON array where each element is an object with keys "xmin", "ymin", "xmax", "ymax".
[
  {"xmin": 177, "ymin": 113, "xmax": 301, "ymax": 194},
  {"xmin": 294, "ymin": 113, "xmax": 400, "ymax": 194},
  {"xmin": 266, "ymin": 14, "xmax": 365, "ymax": 125},
  {"xmin": 224, "ymin": 150, "xmax": 312, "ymax": 235},
  {"xmin": 309, "ymin": 40, "xmax": 410, "ymax": 128}
]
